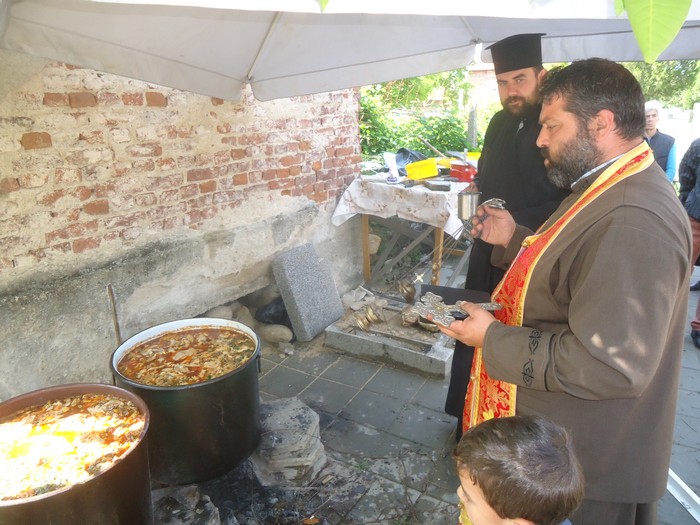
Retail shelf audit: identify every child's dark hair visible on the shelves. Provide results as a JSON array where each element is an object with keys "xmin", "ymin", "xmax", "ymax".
[{"xmin": 453, "ymin": 415, "xmax": 584, "ymax": 525}]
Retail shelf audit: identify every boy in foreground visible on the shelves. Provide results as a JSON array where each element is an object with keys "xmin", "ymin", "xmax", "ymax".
[{"xmin": 454, "ymin": 416, "xmax": 584, "ymax": 525}]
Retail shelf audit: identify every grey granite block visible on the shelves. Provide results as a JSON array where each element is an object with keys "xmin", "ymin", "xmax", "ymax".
[
  {"xmin": 324, "ymin": 324, "xmax": 452, "ymax": 377},
  {"xmin": 272, "ymin": 243, "xmax": 344, "ymax": 341}
]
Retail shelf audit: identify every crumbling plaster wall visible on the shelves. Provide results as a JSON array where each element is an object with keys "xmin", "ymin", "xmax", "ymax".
[{"xmin": 0, "ymin": 50, "xmax": 363, "ymax": 400}]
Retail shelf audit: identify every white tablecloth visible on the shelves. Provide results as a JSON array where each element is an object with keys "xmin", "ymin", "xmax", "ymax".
[{"xmin": 331, "ymin": 177, "xmax": 471, "ymax": 238}]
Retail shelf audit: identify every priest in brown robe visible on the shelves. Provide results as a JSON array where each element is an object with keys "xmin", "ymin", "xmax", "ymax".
[{"xmin": 438, "ymin": 59, "xmax": 691, "ymax": 525}]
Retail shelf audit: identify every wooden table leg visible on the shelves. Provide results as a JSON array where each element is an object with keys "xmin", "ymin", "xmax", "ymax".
[
  {"xmin": 361, "ymin": 214, "xmax": 371, "ymax": 284},
  {"xmin": 431, "ymin": 228, "xmax": 444, "ymax": 285}
]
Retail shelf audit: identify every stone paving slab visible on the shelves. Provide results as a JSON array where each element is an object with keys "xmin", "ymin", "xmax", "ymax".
[
  {"xmin": 324, "ymin": 324, "xmax": 451, "ymax": 377},
  {"xmin": 253, "ymin": 301, "xmax": 700, "ymax": 525}
]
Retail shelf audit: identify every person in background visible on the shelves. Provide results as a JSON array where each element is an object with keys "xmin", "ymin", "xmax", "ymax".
[
  {"xmin": 454, "ymin": 415, "xmax": 584, "ymax": 525},
  {"xmin": 678, "ymin": 137, "xmax": 700, "ymax": 346},
  {"xmin": 445, "ymin": 34, "xmax": 569, "ymax": 439},
  {"xmin": 438, "ymin": 58, "xmax": 691, "ymax": 525},
  {"xmin": 644, "ymin": 100, "xmax": 676, "ymax": 182}
]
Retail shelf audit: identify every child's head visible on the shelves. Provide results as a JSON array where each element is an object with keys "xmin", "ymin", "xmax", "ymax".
[{"xmin": 453, "ymin": 415, "xmax": 584, "ymax": 525}]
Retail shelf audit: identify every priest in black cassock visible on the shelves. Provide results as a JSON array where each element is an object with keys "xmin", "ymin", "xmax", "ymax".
[{"xmin": 444, "ymin": 34, "xmax": 569, "ymax": 437}]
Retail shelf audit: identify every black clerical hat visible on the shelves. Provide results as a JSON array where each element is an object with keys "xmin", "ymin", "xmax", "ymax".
[{"xmin": 487, "ymin": 33, "xmax": 544, "ymax": 75}]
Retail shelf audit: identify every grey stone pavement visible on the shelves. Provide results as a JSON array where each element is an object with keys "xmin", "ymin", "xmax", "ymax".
[{"xmin": 254, "ymin": 269, "xmax": 700, "ymax": 525}]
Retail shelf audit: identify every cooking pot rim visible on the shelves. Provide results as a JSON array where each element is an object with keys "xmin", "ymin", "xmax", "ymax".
[
  {"xmin": 0, "ymin": 382, "xmax": 150, "ymax": 506},
  {"xmin": 110, "ymin": 318, "xmax": 261, "ymax": 391}
]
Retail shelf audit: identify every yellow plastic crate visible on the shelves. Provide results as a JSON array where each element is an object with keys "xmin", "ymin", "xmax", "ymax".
[{"xmin": 406, "ymin": 158, "xmax": 438, "ymax": 180}]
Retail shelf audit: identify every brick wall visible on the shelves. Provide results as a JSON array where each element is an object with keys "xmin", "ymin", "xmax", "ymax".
[
  {"xmin": 0, "ymin": 56, "xmax": 365, "ymax": 398},
  {"xmin": 0, "ymin": 61, "xmax": 362, "ymax": 276}
]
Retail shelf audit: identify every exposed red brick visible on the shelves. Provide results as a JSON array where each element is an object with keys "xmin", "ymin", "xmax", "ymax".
[
  {"xmin": 211, "ymin": 97, "xmax": 224, "ymax": 106},
  {"xmin": 199, "ymin": 180, "xmax": 216, "ymax": 193},
  {"xmin": 156, "ymin": 158, "xmax": 177, "ymax": 170},
  {"xmin": 230, "ymin": 148, "xmax": 246, "ymax": 160},
  {"xmin": 72, "ymin": 237, "xmax": 100, "ymax": 253},
  {"xmin": 145, "ymin": 92, "xmax": 167, "ymax": 107},
  {"xmin": 46, "ymin": 221, "xmax": 98, "ymax": 243},
  {"xmin": 336, "ymin": 147, "xmax": 354, "ymax": 156},
  {"xmin": 83, "ymin": 200, "xmax": 110, "ymax": 215},
  {"xmin": 280, "ymin": 154, "xmax": 301, "ymax": 167},
  {"xmin": 20, "ymin": 132, "xmax": 52, "ymax": 150},
  {"xmin": 311, "ymin": 191, "xmax": 329, "ymax": 203},
  {"xmin": 281, "ymin": 188, "xmax": 303, "ymax": 197},
  {"xmin": 239, "ymin": 133, "xmax": 266, "ymax": 146},
  {"xmin": 69, "ymin": 92, "xmax": 97, "ymax": 108},
  {"xmin": 217, "ymin": 123, "xmax": 231, "ymax": 134},
  {"xmin": 276, "ymin": 168, "xmax": 292, "ymax": 179},
  {"xmin": 188, "ymin": 194, "xmax": 213, "ymax": 209},
  {"xmin": 122, "ymin": 92, "xmax": 144, "ymax": 106},
  {"xmin": 221, "ymin": 136, "xmax": 237, "ymax": 145},
  {"xmin": 268, "ymin": 179, "xmax": 295, "ymax": 190},
  {"xmin": 78, "ymin": 130, "xmax": 104, "ymax": 144},
  {"xmin": 289, "ymin": 166, "xmax": 302, "ymax": 176},
  {"xmin": 94, "ymin": 183, "xmax": 116, "ymax": 198},
  {"xmin": 43, "ymin": 93, "xmax": 69, "ymax": 106},
  {"xmin": 72, "ymin": 186, "xmax": 93, "ymax": 201},
  {"xmin": 0, "ymin": 178, "xmax": 20, "ymax": 193},
  {"xmin": 187, "ymin": 168, "xmax": 215, "ymax": 182},
  {"xmin": 232, "ymin": 173, "xmax": 248, "ymax": 185}
]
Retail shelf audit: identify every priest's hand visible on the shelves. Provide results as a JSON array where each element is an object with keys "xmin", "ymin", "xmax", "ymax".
[
  {"xmin": 471, "ymin": 207, "xmax": 516, "ymax": 248},
  {"xmin": 433, "ymin": 302, "xmax": 498, "ymax": 348}
]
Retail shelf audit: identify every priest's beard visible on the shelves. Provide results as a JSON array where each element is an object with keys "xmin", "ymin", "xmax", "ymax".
[
  {"xmin": 503, "ymin": 96, "xmax": 538, "ymax": 118},
  {"xmin": 542, "ymin": 126, "xmax": 601, "ymax": 189}
]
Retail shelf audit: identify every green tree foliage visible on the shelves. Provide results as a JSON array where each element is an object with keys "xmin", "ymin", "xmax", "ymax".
[
  {"xmin": 623, "ymin": 59, "xmax": 700, "ymax": 108},
  {"xmin": 359, "ymin": 95, "xmax": 397, "ymax": 157},
  {"xmin": 365, "ymin": 70, "xmax": 469, "ymax": 110},
  {"xmin": 359, "ymin": 71, "xmax": 476, "ymax": 161}
]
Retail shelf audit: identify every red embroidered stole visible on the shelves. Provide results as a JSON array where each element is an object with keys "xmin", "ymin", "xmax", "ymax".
[{"xmin": 462, "ymin": 142, "xmax": 654, "ymax": 431}]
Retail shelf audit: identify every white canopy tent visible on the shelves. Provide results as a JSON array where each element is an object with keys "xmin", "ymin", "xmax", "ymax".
[{"xmin": 1, "ymin": 0, "xmax": 699, "ymax": 101}]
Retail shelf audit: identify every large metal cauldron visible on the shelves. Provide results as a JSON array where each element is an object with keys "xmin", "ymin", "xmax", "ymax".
[
  {"xmin": 0, "ymin": 383, "xmax": 152, "ymax": 525},
  {"xmin": 110, "ymin": 318, "xmax": 261, "ymax": 485}
]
